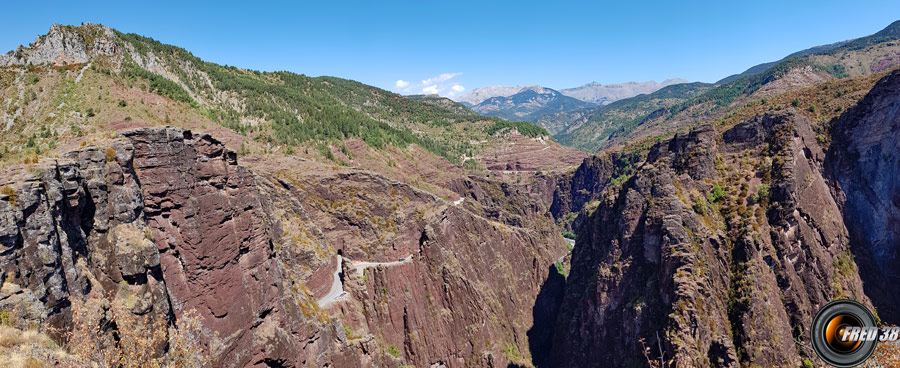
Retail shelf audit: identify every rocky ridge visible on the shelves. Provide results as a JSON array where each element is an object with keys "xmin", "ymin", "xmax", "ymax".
[{"xmin": 0, "ymin": 23, "xmax": 119, "ymax": 67}]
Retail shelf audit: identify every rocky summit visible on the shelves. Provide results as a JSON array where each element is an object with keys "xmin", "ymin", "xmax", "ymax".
[{"xmin": 1, "ymin": 15, "xmax": 900, "ymax": 368}]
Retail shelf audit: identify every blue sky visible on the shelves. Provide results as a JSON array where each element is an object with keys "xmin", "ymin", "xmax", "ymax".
[{"xmin": 2, "ymin": 1, "xmax": 899, "ymax": 98}]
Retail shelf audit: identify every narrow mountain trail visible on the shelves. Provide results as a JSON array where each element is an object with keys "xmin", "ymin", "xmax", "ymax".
[
  {"xmin": 349, "ymin": 255, "xmax": 413, "ymax": 277},
  {"xmin": 317, "ymin": 255, "xmax": 414, "ymax": 306},
  {"xmin": 317, "ymin": 256, "xmax": 345, "ymax": 306}
]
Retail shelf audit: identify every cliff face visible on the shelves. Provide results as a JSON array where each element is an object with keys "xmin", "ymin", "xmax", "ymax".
[
  {"xmin": 549, "ymin": 154, "xmax": 615, "ymax": 231},
  {"xmin": 122, "ymin": 128, "xmax": 337, "ymax": 367},
  {"xmin": 827, "ymin": 69, "xmax": 900, "ymax": 320},
  {"xmin": 338, "ymin": 204, "xmax": 562, "ymax": 367},
  {"xmin": 0, "ymin": 139, "xmax": 167, "ymax": 332},
  {"xmin": 0, "ymin": 129, "xmax": 342, "ymax": 367},
  {"xmin": 261, "ymin": 160, "xmax": 568, "ymax": 367},
  {"xmin": 0, "ymin": 125, "xmax": 569, "ymax": 367},
  {"xmin": 550, "ymin": 105, "xmax": 878, "ymax": 366}
]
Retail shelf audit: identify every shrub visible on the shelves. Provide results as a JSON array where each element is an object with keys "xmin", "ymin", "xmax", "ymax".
[
  {"xmin": 105, "ymin": 147, "xmax": 116, "ymax": 163},
  {"xmin": 750, "ymin": 183, "xmax": 770, "ymax": 205},
  {"xmin": 503, "ymin": 343, "xmax": 526, "ymax": 365},
  {"xmin": 86, "ymin": 108, "xmax": 95, "ymax": 117},
  {"xmin": 343, "ymin": 324, "xmax": 353, "ymax": 338},
  {"xmin": 791, "ymin": 98, "xmax": 800, "ymax": 107},
  {"xmin": 693, "ymin": 200, "xmax": 707, "ymax": 215},
  {"xmin": 755, "ymin": 183, "xmax": 769, "ymax": 203},
  {"xmin": 562, "ymin": 230, "xmax": 576, "ymax": 240},
  {"xmin": 706, "ymin": 184, "xmax": 725, "ymax": 203},
  {"xmin": 808, "ymin": 104, "xmax": 816, "ymax": 113},
  {"xmin": 555, "ymin": 261, "xmax": 567, "ymax": 278},
  {"xmin": 0, "ymin": 186, "xmax": 16, "ymax": 207},
  {"xmin": 339, "ymin": 143, "xmax": 353, "ymax": 159},
  {"xmin": 317, "ymin": 143, "xmax": 335, "ymax": 162},
  {"xmin": 486, "ymin": 120, "xmax": 548, "ymax": 138},
  {"xmin": 385, "ymin": 344, "xmax": 402, "ymax": 358},
  {"xmin": 118, "ymin": 100, "xmax": 128, "ymax": 107},
  {"xmin": 71, "ymin": 123, "xmax": 83, "ymax": 137},
  {"xmin": 68, "ymin": 298, "xmax": 210, "ymax": 368}
]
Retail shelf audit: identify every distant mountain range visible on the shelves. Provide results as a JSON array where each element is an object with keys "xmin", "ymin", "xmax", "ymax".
[
  {"xmin": 455, "ymin": 85, "xmax": 534, "ymax": 106},
  {"xmin": 559, "ymin": 79, "xmax": 688, "ymax": 104},
  {"xmin": 456, "ymin": 80, "xmax": 687, "ymax": 135},
  {"xmin": 461, "ymin": 86, "xmax": 593, "ymax": 135},
  {"xmin": 456, "ymin": 79, "xmax": 685, "ymax": 106}
]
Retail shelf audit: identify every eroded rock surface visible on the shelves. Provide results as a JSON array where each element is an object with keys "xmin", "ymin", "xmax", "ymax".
[
  {"xmin": 1, "ymin": 125, "xmax": 571, "ymax": 367},
  {"xmin": 551, "ymin": 108, "xmax": 875, "ymax": 367},
  {"xmin": 0, "ymin": 139, "xmax": 166, "ymax": 336}
]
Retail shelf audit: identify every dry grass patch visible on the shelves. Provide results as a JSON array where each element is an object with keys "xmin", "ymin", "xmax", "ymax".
[{"xmin": 0, "ymin": 325, "xmax": 77, "ymax": 368}]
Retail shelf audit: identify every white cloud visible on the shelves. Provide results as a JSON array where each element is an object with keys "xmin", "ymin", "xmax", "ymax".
[
  {"xmin": 421, "ymin": 72, "xmax": 461, "ymax": 86},
  {"xmin": 446, "ymin": 84, "xmax": 466, "ymax": 98},
  {"xmin": 393, "ymin": 72, "xmax": 463, "ymax": 98},
  {"xmin": 422, "ymin": 85, "xmax": 440, "ymax": 94}
]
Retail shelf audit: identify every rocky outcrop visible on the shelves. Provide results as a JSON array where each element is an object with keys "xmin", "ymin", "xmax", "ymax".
[
  {"xmin": 0, "ymin": 23, "xmax": 118, "ymax": 67},
  {"xmin": 550, "ymin": 109, "xmax": 872, "ymax": 367},
  {"xmin": 0, "ymin": 139, "xmax": 167, "ymax": 335},
  {"xmin": 124, "ymin": 128, "xmax": 311, "ymax": 366},
  {"xmin": 550, "ymin": 131, "xmax": 736, "ymax": 367},
  {"xmin": 0, "ymin": 129, "xmax": 350, "ymax": 367},
  {"xmin": 549, "ymin": 154, "xmax": 614, "ymax": 222}
]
